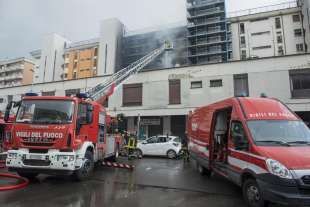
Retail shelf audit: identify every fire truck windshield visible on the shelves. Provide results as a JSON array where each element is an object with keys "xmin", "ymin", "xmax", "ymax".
[
  {"xmin": 248, "ymin": 120, "xmax": 310, "ymax": 146},
  {"xmin": 16, "ymin": 100, "xmax": 74, "ymax": 124}
]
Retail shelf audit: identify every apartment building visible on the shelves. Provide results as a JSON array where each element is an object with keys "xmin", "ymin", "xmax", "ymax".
[
  {"xmin": 0, "ymin": 58, "xmax": 34, "ymax": 89},
  {"xmin": 63, "ymin": 38, "xmax": 99, "ymax": 80},
  {"xmin": 229, "ymin": 1, "xmax": 306, "ymax": 60}
]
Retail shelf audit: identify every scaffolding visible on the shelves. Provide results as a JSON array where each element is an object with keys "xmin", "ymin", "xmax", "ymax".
[{"xmin": 186, "ymin": 0, "xmax": 231, "ymax": 64}]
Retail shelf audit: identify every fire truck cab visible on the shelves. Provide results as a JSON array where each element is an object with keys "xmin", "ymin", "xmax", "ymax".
[
  {"xmin": 188, "ymin": 97, "xmax": 310, "ymax": 207},
  {"xmin": 5, "ymin": 94, "xmax": 121, "ymax": 180}
]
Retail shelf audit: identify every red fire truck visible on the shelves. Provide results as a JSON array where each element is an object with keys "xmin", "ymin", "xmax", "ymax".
[
  {"xmin": 0, "ymin": 116, "xmax": 14, "ymax": 159},
  {"xmin": 187, "ymin": 97, "xmax": 310, "ymax": 207},
  {"xmin": 4, "ymin": 42, "xmax": 172, "ymax": 180}
]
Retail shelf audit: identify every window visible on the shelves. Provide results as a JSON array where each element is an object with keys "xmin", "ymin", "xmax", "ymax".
[
  {"xmin": 7, "ymin": 95, "xmax": 13, "ymax": 103},
  {"xmin": 231, "ymin": 121, "xmax": 249, "ymax": 151},
  {"xmin": 290, "ymin": 69, "xmax": 310, "ymax": 98},
  {"xmin": 191, "ymin": 81, "xmax": 202, "ymax": 89},
  {"xmin": 78, "ymin": 103, "xmax": 88, "ymax": 124},
  {"xmin": 123, "ymin": 83, "xmax": 143, "ymax": 106},
  {"xmin": 169, "ymin": 80, "xmax": 181, "ymax": 105},
  {"xmin": 278, "ymin": 46, "xmax": 284, "ymax": 56},
  {"xmin": 294, "ymin": 29, "xmax": 303, "ymax": 37},
  {"xmin": 73, "ymin": 71, "xmax": 77, "ymax": 79},
  {"xmin": 41, "ymin": 91, "xmax": 55, "ymax": 96},
  {"xmin": 234, "ymin": 74, "xmax": 249, "ymax": 96},
  {"xmin": 277, "ymin": 34, "xmax": 283, "ymax": 43},
  {"xmin": 93, "ymin": 59, "xmax": 97, "ymax": 67},
  {"xmin": 210, "ymin": 79, "xmax": 222, "ymax": 87},
  {"xmin": 241, "ymin": 50, "xmax": 247, "ymax": 60},
  {"xmin": 240, "ymin": 23, "xmax": 245, "ymax": 34},
  {"xmin": 293, "ymin": 14, "xmax": 301, "ymax": 22},
  {"xmin": 275, "ymin": 17, "xmax": 281, "ymax": 29},
  {"xmin": 94, "ymin": 48, "xmax": 98, "ymax": 56},
  {"xmin": 74, "ymin": 53, "xmax": 78, "ymax": 60},
  {"xmin": 240, "ymin": 36, "xmax": 246, "ymax": 47},
  {"xmin": 251, "ymin": 31, "xmax": 270, "ymax": 36},
  {"xmin": 296, "ymin": 43, "xmax": 304, "ymax": 52},
  {"xmin": 65, "ymin": 89, "xmax": 80, "ymax": 97},
  {"xmin": 0, "ymin": 98, "xmax": 3, "ymax": 103},
  {"xmin": 157, "ymin": 136, "xmax": 167, "ymax": 143},
  {"xmin": 252, "ymin": 45, "xmax": 272, "ymax": 50},
  {"xmin": 73, "ymin": 62, "xmax": 77, "ymax": 68}
]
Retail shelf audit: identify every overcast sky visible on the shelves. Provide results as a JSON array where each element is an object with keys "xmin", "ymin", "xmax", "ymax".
[{"xmin": 0, "ymin": 0, "xmax": 291, "ymax": 59}]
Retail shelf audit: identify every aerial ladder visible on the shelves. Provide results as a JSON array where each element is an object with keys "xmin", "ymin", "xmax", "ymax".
[{"xmin": 86, "ymin": 41, "xmax": 173, "ymax": 103}]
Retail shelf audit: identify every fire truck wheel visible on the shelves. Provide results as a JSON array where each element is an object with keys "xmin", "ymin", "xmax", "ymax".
[
  {"xmin": 243, "ymin": 179, "xmax": 268, "ymax": 207},
  {"xmin": 167, "ymin": 150, "xmax": 177, "ymax": 159},
  {"xmin": 17, "ymin": 172, "xmax": 39, "ymax": 180},
  {"xmin": 74, "ymin": 150, "xmax": 94, "ymax": 181},
  {"xmin": 197, "ymin": 163, "xmax": 211, "ymax": 176}
]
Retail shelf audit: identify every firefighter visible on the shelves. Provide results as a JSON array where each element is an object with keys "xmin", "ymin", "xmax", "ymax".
[
  {"xmin": 181, "ymin": 133, "xmax": 190, "ymax": 162},
  {"xmin": 127, "ymin": 133, "xmax": 138, "ymax": 160}
]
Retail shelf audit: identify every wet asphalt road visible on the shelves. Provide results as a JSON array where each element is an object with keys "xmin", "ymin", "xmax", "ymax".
[{"xmin": 0, "ymin": 157, "xmax": 283, "ymax": 207}]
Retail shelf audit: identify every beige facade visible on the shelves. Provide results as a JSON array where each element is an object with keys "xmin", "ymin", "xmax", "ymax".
[
  {"xmin": 0, "ymin": 58, "xmax": 34, "ymax": 88},
  {"xmin": 63, "ymin": 39, "xmax": 99, "ymax": 80}
]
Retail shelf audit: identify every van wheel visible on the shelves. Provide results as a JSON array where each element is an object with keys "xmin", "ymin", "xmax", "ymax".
[
  {"xmin": 197, "ymin": 163, "xmax": 211, "ymax": 176},
  {"xmin": 243, "ymin": 179, "xmax": 268, "ymax": 207},
  {"xmin": 167, "ymin": 150, "xmax": 177, "ymax": 159},
  {"xmin": 74, "ymin": 150, "xmax": 94, "ymax": 181},
  {"xmin": 17, "ymin": 172, "xmax": 39, "ymax": 179}
]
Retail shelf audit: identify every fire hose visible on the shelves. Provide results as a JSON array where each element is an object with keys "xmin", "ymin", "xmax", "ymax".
[{"xmin": 0, "ymin": 159, "xmax": 29, "ymax": 191}]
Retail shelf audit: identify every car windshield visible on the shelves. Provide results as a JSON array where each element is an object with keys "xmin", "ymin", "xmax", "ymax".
[
  {"xmin": 247, "ymin": 120, "xmax": 310, "ymax": 146},
  {"xmin": 16, "ymin": 100, "xmax": 74, "ymax": 124}
]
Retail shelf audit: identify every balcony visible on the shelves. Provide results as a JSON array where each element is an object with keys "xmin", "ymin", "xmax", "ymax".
[
  {"xmin": 187, "ymin": 7, "xmax": 224, "ymax": 19},
  {"xmin": 187, "ymin": 17, "xmax": 225, "ymax": 28},
  {"xmin": 187, "ymin": 0, "xmax": 225, "ymax": 10},
  {"xmin": 0, "ymin": 64, "xmax": 24, "ymax": 73},
  {"xmin": 188, "ymin": 28, "xmax": 226, "ymax": 38},
  {"xmin": 3, "ymin": 74, "xmax": 23, "ymax": 81},
  {"xmin": 189, "ymin": 48, "xmax": 226, "ymax": 57},
  {"xmin": 188, "ymin": 36, "xmax": 226, "ymax": 48}
]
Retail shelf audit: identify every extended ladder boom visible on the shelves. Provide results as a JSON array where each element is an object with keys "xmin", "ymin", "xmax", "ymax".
[{"xmin": 87, "ymin": 42, "xmax": 172, "ymax": 102}]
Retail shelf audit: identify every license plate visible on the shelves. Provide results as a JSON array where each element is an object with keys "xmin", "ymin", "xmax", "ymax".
[{"xmin": 29, "ymin": 155, "xmax": 44, "ymax": 160}]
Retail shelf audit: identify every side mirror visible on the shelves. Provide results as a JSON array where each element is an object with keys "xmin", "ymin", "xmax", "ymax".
[{"xmin": 4, "ymin": 102, "xmax": 13, "ymax": 122}]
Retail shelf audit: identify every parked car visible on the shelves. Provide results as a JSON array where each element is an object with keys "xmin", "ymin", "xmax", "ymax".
[{"xmin": 136, "ymin": 135, "xmax": 181, "ymax": 159}]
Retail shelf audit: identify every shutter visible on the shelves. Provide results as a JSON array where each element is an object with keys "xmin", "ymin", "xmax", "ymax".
[
  {"xmin": 123, "ymin": 83, "xmax": 142, "ymax": 106},
  {"xmin": 169, "ymin": 80, "xmax": 181, "ymax": 104}
]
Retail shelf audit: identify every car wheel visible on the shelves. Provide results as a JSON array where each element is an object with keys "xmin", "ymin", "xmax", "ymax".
[
  {"xmin": 135, "ymin": 149, "xmax": 143, "ymax": 159},
  {"xmin": 17, "ymin": 172, "xmax": 39, "ymax": 179},
  {"xmin": 167, "ymin": 150, "xmax": 177, "ymax": 159},
  {"xmin": 243, "ymin": 178, "xmax": 268, "ymax": 207},
  {"xmin": 73, "ymin": 150, "xmax": 94, "ymax": 181}
]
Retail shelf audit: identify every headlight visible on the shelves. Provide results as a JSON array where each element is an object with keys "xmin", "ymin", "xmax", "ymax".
[
  {"xmin": 266, "ymin": 159, "xmax": 292, "ymax": 179},
  {"xmin": 7, "ymin": 153, "xmax": 17, "ymax": 159},
  {"xmin": 57, "ymin": 155, "xmax": 74, "ymax": 162}
]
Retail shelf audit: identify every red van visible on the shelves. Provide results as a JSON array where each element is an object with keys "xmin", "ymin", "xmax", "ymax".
[{"xmin": 187, "ymin": 97, "xmax": 310, "ymax": 207}]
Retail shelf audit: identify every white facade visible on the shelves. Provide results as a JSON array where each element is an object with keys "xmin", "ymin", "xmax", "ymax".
[
  {"xmin": 37, "ymin": 34, "xmax": 70, "ymax": 83},
  {"xmin": 98, "ymin": 19, "xmax": 124, "ymax": 75},
  {"xmin": 1, "ymin": 54, "xmax": 310, "ymax": 113},
  {"xmin": 300, "ymin": 0, "xmax": 310, "ymax": 49},
  {"xmin": 230, "ymin": 7, "xmax": 306, "ymax": 60}
]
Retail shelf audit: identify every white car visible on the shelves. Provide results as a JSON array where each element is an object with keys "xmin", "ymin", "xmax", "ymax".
[{"xmin": 136, "ymin": 135, "xmax": 182, "ymax": 159}]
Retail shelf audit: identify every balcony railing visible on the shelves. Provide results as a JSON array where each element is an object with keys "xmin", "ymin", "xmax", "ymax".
[
  {"xmin": 227, "ymin": 1, "xmax": 298, "ymax": 18},
  {"xmin": 188, "ymin": 17, "xmax": 224, "ymax": 28},
  {"xmin": 0, "ymin": 64, "xmax": 24, "ymax": 73},
  {"xmin": 187, "ymin": 7, "xmax": 224, "ymax": 18},
  {"xmin": 187, "ymin": 0, "xmax": 224, "ymax": 9}
]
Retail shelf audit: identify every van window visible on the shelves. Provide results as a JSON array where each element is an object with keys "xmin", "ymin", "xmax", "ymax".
[{"xmin": 231, "ymin": 121, "xmax": 249, "ymax": 151}]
